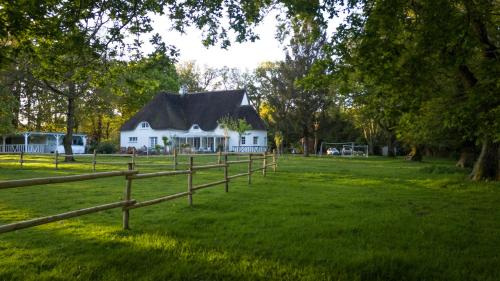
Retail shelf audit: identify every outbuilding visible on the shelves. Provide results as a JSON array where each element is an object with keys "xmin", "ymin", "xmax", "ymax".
[{"xmin": 0, "ymin": 132, "xmax": 87, "ymax": 154}]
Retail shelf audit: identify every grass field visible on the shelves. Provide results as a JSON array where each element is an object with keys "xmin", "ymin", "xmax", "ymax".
[{"xmin": 0, "ymin": 154, "xmax": 499, "ymax": 281}]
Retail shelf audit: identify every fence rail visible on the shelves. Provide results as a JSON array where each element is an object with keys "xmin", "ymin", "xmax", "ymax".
[
  {"xmin": 0, "ymin": 150, "xmax": 274, "ymax": 172},
  {"xmin": 0, "ymin": 151, "xmax": 277, "ymax": 234},
  {"xmin": 232, "ymin": 146, "xmax": 268, "ymax": 153}
]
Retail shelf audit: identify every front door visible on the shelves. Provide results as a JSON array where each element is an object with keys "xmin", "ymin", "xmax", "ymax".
[{"xmin": 193, "ymin": 137, "xmax": 200, "ymax": 149}]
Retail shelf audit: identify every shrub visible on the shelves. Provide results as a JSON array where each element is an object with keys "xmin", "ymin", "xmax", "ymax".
[
  {"xmin": 154, "ymin": 144, "xmax": 163, "ymax": 154},
  {"xmin": 96, "ymin": 141, "xmax": 118, "ymax": 154}
]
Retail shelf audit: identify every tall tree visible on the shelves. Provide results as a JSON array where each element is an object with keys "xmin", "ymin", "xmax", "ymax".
[
  {"xmin": 282, "ymin": 16, "xmax": 332, "ymax": 156},
  {"xmin": 2, "ymin": 1, "xmax": 171, "ymax": 160},
  {"xmin": 334, "ymin": 0, "xmax": 499, "ymax": 177},
  {"xmin": 176, "ymin": 61, "xmax": 220, "ymax": 92}
]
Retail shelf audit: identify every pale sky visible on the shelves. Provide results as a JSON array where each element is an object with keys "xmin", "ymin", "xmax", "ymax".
[
  {"xmin": 148, "ymin": 11, "xmax": 285, "ymax": 70},
  {"xmin": 144, "ymin": 9, "xmax": 346, "ymax": 71}
]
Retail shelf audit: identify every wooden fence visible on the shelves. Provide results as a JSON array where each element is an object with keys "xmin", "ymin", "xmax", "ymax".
[
  {"xmin": 0, "ymin": 150, "xmax": 271, "ymax": 171},
  {"xmin": 0, "ymin": 152, "xmax": 277, "ymax": 234}
]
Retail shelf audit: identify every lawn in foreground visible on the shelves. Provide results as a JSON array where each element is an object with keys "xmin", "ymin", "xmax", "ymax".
[{"xmin": 0, "ymin": 155, "xmax": 499, "ymax": 281}]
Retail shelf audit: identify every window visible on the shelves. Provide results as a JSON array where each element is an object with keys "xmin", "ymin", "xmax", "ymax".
[
  {"xmin": 129, "ymin": 137, "xmax": 138, "ymax": 143},
  {"xmin": 253, "ymin": 136, "xmax": 258, "ymax": 145},
  {"xmin": 192, "ymin": 124, "xmax": 200, "ymax": 130},
  {"xmin": 149, "ymin": 137, "xmax": 157, "ymax": 147},
  {"xmin": 72, "ymin": 137, "xmax": 84, "ymax": 145},
  {"xmin": 241, "ymin": 136, "xmax": 246, "ymax": 145},
  {"xmin": 140, "ymin": 122, "xmax": 150, "ymax": 128}
]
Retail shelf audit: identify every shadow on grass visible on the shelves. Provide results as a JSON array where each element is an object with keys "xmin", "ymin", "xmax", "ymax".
[
  {"xmin": 1, "ymin": 157, "xmax": 500, "ymax": 280},
  {"xmin": 0, "ymin": 218, "xmax": 339, "ymax": 281}
]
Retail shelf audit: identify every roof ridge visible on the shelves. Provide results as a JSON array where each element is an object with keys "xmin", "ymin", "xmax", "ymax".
[
  {"xmin": 158, "ymin": 89, "xmax": 244, "ymax": 96},
  {"xmin": 189, "ymin": 89, "xmax": 244, "ymax": 95}
]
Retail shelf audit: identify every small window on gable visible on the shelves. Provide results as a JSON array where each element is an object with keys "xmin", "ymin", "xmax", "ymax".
[
  {"xmin": 192, "ymin": 124, "xmax": 200, "ymax": 130},
  {"xmin": 140, "ymin": 122, "xmax": 150, "ymax": 129}
]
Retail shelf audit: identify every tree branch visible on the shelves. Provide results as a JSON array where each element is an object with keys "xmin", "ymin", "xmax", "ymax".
[{"xmin": 43, "ymin": 80, "xmax": 67, "ymax": 97}]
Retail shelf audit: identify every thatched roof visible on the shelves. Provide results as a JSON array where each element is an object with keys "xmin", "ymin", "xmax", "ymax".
[{"xmin": 120, "ymin": 90, "xmax": 266, "ymax": 132}]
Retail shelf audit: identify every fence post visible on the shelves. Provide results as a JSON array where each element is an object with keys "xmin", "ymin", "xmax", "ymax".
[
  {"xmin": 188, "ymin": 156, "xmax": 193, "ymax": 206},
  {"xmin": 132, "ymin": 148, "xmax": 136, "ymax": 169},
  {"xmin": 122, "ymin": 163, "xmax": 133, "ymax": 230},
  {"xmin": 224, "ymin": 154, "xmax": 228, "ymax": 192},
  {"xmin": 20, "ymin": 151, "xmax": 24, "ymax": 168},
  {"xmin": 92, "ymin": 149, "xmax": 97, "ymax": 172},
  {"xmin": 273, "ymin": 149, "xmax": 277, "ymax": 172},
  {"xmin": 217, "ymin": 150, "xmax": 222, "ymax": 165},
  {"xmin": 55, "ymin": 151, "xmax": 59, "ymax": 170},
  {"xmin": 262, "ymin": 152, "xmax": 267, "ymax": 176},
  {"xmin": 173, "ymin": 149, "xmax": 177, "ymax": 170},
  {"xmin": 248, "ymin": 154, "xmax": 252, "ymax": 184}
]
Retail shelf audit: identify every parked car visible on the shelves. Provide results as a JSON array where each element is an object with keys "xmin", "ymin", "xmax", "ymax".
[
  {"xmin": 342, "ymin": 147, "xmax": 352, "ymax": 155},
  {"xmin": 327, "ymin": 148, "xmax": 340, "ymax": 155}
]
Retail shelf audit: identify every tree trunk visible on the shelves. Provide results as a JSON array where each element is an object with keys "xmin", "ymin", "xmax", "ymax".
[
  {"xmin": 470, "ymin": 139, "xmax": 499, "ymax": 181},
  {"xmin": 96, "ymin": 115, "xmax": 103, "ymax": 144},
  {"xmin": 368, "ymin": 137, "xmax": 375, "ymax": 156},
  {"xmin": 64, "ymin": 89, "xmax": 76, "ymax": 162},
  {"xmin": 238, "ymin": 134, "xmax": 242, "ymax": 152},
  {"xmin": 303, "ymin": 126, "xmax": 309, "ymax": 157},
  {"xmin": 105, "ymin": 120, "xmax": 111, "ymax": 139},
  {"xmin": 11, "ymin": 82, "xmax": 21, "ymax": 128},
  {"xmin": 313, "ymin": 132, "xmax": 318, "ymax": 155},
  {"xmin": 407, "ymin": 145, "xmax": 423, "ymax": 161},
  {"xmin": 387, "ymin": 134, "xmax": 395, "ymax": 157}
]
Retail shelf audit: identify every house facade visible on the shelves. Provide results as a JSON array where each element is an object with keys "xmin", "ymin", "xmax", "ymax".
[{"xmin": 119, "ymin": 90, "xmax": 268, "ymax": 153}]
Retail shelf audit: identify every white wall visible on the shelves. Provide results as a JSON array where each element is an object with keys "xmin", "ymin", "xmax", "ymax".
[
  {"xmin": 56, "ymin": 145, "xmax": 85, "ymax": 154},
  {"xmin": 120, "ymin": 125, "xmax": 179, "ymax": 149},
  {"xmin": 120, "ymin": 123, "xmax": 267, "ymax": 151},
  {"xmin": 225, "ymin": 130, "xmax": 268, "ymax": 149}
]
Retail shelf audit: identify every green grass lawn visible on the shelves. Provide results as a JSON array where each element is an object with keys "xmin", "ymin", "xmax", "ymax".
[{"xmin": 0, "ymin": 154, "xmax": 499, "ymax": 281}]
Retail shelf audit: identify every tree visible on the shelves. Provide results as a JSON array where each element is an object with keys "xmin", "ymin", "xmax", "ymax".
[
  {"xmin": 110, "ymin": 52, "xmax": 179, "ymax": 121},
  {"xmin": 280, "ymin": 16, "xmax": 332, "ymax": 156},
  {"xmin": 217, "ymin": 116, "xmax": 253, "ymax": 152},
  {"xmin": 349, "ymin": 107, "xmax": 382, "ymax": 156},
  {"xmin": 333, "ymin": 0, "xmax": 499, "ymax": 176},
  {"xmin": 176, "ymin": 61, "xmax": 219, "ymax": 92},
  {"xmin": 233, "ymin": 119, "xmax": 253, "ymax": 148},
  {"xmin": 1, "ymin": 1, "xmax": 174, "ymax": 161},
  {"xmin": 168, "ymin": 0, "xmax": 498, "ymax": 178},
  {"xmin": 274, "ymin": 131, "xmax": 283, "ymax": 155},
  {"xmin": 0, "ymin": 91, "xmax": 16, "ymax": 135},
  {"xmin": 217, "ymin": 116, "xmax": 236, "ymax": 152},
  {"xmin": 176, "ymin": 61, "xmax": 255, "ymax": 93}
]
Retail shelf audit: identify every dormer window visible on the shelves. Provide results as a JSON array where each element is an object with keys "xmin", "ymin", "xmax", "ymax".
[{"xmin": 140, "ymin": 122, "xmax": 150, "ymax": 129}]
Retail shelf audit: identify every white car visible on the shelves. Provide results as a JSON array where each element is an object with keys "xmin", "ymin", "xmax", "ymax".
[
  {"xmin": 342, "ymin": 147, "xmax": 352, "ymax": 155},
  {"xmin": 327, "ymin": 148, "xmax": 340, "ymax": 155}
]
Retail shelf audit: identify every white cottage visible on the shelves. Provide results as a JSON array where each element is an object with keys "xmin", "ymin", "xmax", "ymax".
[{"xmin": 119, "ymin": 89, "xmax": 268, "ymax": 153}]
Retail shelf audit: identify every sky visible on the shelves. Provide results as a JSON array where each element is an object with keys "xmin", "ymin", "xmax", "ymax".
[
  {"xmin": 148, "ymin": 11, "xmax": 286, "ymax": 71},
  {"xmin": 142, "ymin": 8, "xmax": 347, "ymax": 71}
]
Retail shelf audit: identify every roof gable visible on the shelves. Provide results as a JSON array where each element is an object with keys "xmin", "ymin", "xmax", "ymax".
[{"xmin": 120, "ymin": 89, "xmax": 266, "ymax": 131}]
